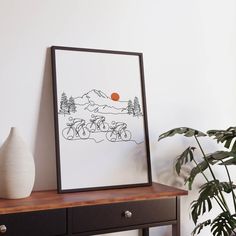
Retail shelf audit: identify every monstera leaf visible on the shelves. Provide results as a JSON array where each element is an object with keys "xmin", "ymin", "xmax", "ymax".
[
  {"xmin": 214, "ymin": 151, "xmax": 236, "ymax": 165},
  {"xmin": 208, "ymin": 127, "xmax": 236, "ymax": 151},
  {"xmin": 191, "ymin": 181, "xmax": 216, "ymax": 224},
  {"xmin": 184, "ymin": 154, "xmax": 217, "ymax": 190},
  {"xmin": 184, "ymin": 151, "xmax": 236, "ymax": 190},
  {"xmin": 191, "ymin": 180, "xmax": 236, "ymax": 225},
  {"xmin": 186, "ymin": 160, "xmax": 209, "ymax": 190},
  {"xmin": 175, "ymin": 147, "xmax": 196, "ymax": 175},
  {"xmin": 208, "ymin": 150, "xmax": 236, "ymax": 166},
  {"xmin": 220, "ymin": 157, "xmax": 236, "ymax": 165},
  {"xmin": 211, "ymin": 212, "xmax": 236, "ymax": 236},
  {"xmin": 158, "ymin": 127, "xmax": 206, "ymax": 141},
  {"xmin": 158, "ymin": 125, "xmax": 236, "ymax": 236},
  {"xmin": 192, "ymin": 220, "xmax": 211, "ymax": 235}
]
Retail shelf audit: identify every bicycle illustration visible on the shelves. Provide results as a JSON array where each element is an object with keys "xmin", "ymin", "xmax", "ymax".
[
  {"xmin": 62, "ymin": 117, "xmax": 90, "ymax": 140},
  {"xmin": 86, "ymin": 115, "xmax": 109, "ymax": 132},
  {"xmin": 106, "ymin": 121, "xmax": 132, "ymax": 142}
]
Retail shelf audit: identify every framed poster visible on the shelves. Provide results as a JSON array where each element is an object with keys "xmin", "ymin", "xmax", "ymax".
[{"xmin": 51, "ymin": 46, "xmax": 152, "ymax": 193}]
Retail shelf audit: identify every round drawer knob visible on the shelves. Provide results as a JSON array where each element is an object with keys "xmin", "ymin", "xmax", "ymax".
[
  {"xmin": 124, "ymin": 210, "xmax": 132, "ymax": 218},
  {"xmin": 0, "ymin": 225, "xmax": 7, "ymax": 234}
]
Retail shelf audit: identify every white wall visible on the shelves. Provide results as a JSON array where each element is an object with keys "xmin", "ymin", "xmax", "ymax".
[{"xmin": 1, "ymin": 0, "xmax": 236, "ymax": 235}]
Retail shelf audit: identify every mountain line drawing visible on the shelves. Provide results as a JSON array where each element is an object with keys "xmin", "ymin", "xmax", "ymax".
[{"xmin": 59, "ymin": 89, "xmax": 142, "ymax": 116}]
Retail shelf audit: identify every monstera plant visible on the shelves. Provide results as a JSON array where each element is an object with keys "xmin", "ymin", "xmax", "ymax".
[{"xmin": 158, "ymin": 127, "xmax": 236, "ymax": 236}]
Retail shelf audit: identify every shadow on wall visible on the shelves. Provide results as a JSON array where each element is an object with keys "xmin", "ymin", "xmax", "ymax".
[
  {"xmin": 33, "ymin": 48, "xmax": 57, "ymax": 191},
  {"xmin": 151, "ymin": 137, "xmax": 204, "ymax": 189},
  {"xmin": 150, "ymin": 140, "xmax": 187, "ymax": 188},
  {"xmin": 156, "ymin": 164, "xmax": 191, "ymax": 188}
]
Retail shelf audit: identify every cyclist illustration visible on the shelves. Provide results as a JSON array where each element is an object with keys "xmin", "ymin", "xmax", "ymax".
[
  {"xmin": 106, "ymin": 121, "xmax": 132, "ymax": 142},
  {"xmin": 86, "ymin": 114, "xmax": 109, "ymax": 132},
  {"xmin": 62, "ymin": 117, "xmax": 90, "ymax": 140}
]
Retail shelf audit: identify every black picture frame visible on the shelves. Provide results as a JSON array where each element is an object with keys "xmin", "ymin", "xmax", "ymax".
[{"xmin": 51, "ymin": 46, "xmax": 152, "ymax": 193}]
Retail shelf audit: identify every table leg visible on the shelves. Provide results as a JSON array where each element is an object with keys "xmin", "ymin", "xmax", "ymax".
[
  {"xmin": 172, "ymin": 197, "xmax": 180, "ymax": 236},
  {"xmin": 142, "ymin": 228, "xmax": 149, "ymax": 236}
]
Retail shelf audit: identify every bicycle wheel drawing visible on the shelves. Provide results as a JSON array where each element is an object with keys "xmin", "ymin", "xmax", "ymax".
[
  {"xmin": 99, "ymin": 122, "xmax": 109, "ymax": 132},
  {"xmin": 78, "ymin": 127, "xmax": 90, "ymax": 139},
  {"xmin": 86, "ymin": 122, "xmax": 96, "ymax": 132},
  {"xmin": 62, "ymin": 127, "xmax": 74, "ymax": 140},
  {"xmin": 106, "ymin": 131, "xmax": 117, "ymax": 142},
  {"xmin": 120, "ymin": 130, "xmax": 132, "ymax": 141}
]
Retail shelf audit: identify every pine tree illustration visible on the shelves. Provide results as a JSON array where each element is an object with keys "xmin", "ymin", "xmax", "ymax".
[
  {"xmin": 68, "ymin": 96, "xmax": 77, "ymax": 113},
  {"xmin": 133, "ymin": 96, "xmax": 142, "ymax": 116},
  {"xmin": 59, "ymin": 92, "xmax": 69, "ymax": 115},
  {"xmin": 127, "ymin": 100, "xmax": 134, "ymax": 115}
]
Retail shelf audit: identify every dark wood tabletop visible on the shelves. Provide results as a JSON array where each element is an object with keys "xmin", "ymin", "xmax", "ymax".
[{"xmin": 0, "ymin": 182, "xmax": 187, "ymax": 215}]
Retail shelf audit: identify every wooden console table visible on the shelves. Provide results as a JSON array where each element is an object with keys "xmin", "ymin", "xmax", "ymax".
[{"xmin": 0, "ymin": 182, "xmax": 187, "ymax": 236}]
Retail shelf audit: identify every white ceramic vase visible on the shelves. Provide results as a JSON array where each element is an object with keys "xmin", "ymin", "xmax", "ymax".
[{"xmin": 0, "ymin": 127, "xmax": 35, "ymax": 199}]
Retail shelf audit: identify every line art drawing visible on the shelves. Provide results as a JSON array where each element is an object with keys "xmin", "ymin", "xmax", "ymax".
[
  {"xmin": 106, "ymin": 121, "xmax": 131, "ymax": 142},
  {"xmin": 59, "ymin": 89, "xmax": 144, "ymax": 144},
  {"xmin": 58, "ymin": 89, "xmax": 143, "ymax": 117},
  {"xmin": 62, "ymin": 117, "xmax": 90, "ymax": 140},
  {"xmin": 61, "ymin": 116, "xmax": 139, "ymax": 144},
  {"xmin": 86, "ymin": 115, "xmax": 109, "ymax": 132}
]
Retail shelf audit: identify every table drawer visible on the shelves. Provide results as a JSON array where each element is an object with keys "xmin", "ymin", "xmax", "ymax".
[
  {"xmin": 72, "ymin": 198, "xmax": 176, "ymax": 233},
  {"xmin": 0, "ymin": 209, "xmax": 67, "ymax": 236}
]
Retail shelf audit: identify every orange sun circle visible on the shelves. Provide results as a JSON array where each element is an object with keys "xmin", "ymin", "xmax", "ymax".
[{"xmin": 111, "ymin": 92, "xmax": 120, "ymax": 101}]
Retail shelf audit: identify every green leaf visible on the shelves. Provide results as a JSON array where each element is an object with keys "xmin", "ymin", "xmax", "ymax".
[
  {"xmin": 231, "ymin": 141, "xmax": 236, "ymax": 152},
  {"xmin": 218, "ymin": 181, "xmax": 236, "ymax": 193},
  {"xmin": 211, "ymin": 212, "xmax": 236, "ymax": 236},
  {"xmin": 191, "ymin": 199, "xmax": 212, "ymax": 225},
  {"xmin": 209, "ymin": 150, "xmax": 236, "ymax": 165},
  {"xmin": 202, "ymin": 180, "xmax": 235, "ymax": 195},
  {"xmin": 207, "ymin": 127, "xmax": 236, "ymax": 151},
  {"xmin": 158, "ymin": 127, "xmax": 206, "ymax": 141},
  {"xmin": 175, "ymin": 147, "xmax": 195, "ymax": 175},
  {"xmin": 184, "ymin": 129, "xmax": 196, "ymax": 137},
  {"xmin": 191, "ymin": 181, "xmax": 217, "ymax": 224},
  {"xmin": 208, "ymin": 150, "xmax": 236, "ymax": 165},
  {"xmin": 187, "ymin": 161, "xmax": 209, "ymax": 190},
  {"xmin": 191, "ymin": 180, "xmax": 235, "ymax": 225},
  {"xmin": 192, "ymin": 220, "xmax": 211, "ymax": 235},
  {"xmin": 186, "ymin": 151, "xmax": 236, "ymax": 189},
  {"xmin": 210, "ymin": 151, "xmax": 232, "ymax": 160},
  {"xmin": 225, "ymin": 138, "xmax": 233, "ymax": 149},
  {"xmin": 220, "ymin": 157, "xmax": 236, "ymax": 165}
]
